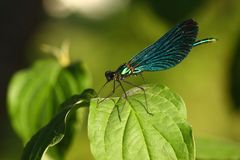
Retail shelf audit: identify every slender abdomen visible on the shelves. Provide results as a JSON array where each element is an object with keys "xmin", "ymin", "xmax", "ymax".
[{"xmin": 193, "ymin": 38, "xmax": 217, "ymax": 47}]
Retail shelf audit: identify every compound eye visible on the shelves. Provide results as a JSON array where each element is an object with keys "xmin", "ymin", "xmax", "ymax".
[
  {"xmin": 105, "ymin": 71, "xmax": 110, "ymax": 76},
  {"xmin": 105, "ymin": 71, "xmax": 114, "ymax": 81}
]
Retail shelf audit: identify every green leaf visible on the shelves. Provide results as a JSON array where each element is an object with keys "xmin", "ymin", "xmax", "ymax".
[
  {"xmin": 21, "ymin": 89, "xmax": 96, "ymax": 160},
  {"xmin": 196, "ymin": 137, "xmax": 240, "ymax": 160},
  {"xmin": 88, "ymin": 84, "xmax": 194, "ymax": 160},
  {"xmin": 7, "ymin": 59, "xmax": 91, "ymax": 158}
]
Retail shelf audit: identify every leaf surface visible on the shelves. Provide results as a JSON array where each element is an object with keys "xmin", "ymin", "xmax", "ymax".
[
  {"xmin": 88, "ymin": 84, "xmax": 194, "ymax": 160},
  {"xmin": 21, "ymin": 89, "xmax": 96, "ymax": 160},
  {"xmin": 7, "ymin": 59, "xmax": 91, "ymax": 158}
]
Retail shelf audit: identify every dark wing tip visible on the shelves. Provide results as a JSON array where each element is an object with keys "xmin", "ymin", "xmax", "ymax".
[
  {"xmin": 176, "ymin": 19, "xmax": 199, "ymax": 48},
  {"xmin": 181, "ymin": 19, "xmax": 198, "ymax": 27},
  {"xmin": 180, "ymin": 19, "xmax": 199, "ymax": 34}
]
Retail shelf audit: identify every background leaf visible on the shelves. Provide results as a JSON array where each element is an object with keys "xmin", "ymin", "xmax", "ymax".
[
  {"xmin": 88, "ymin": 84, "xmax": 194, "ymax": 160},
  {"xmin": 7, "ymin": 59, "xmax": 91, "ymax": 159},
  {"xmin": 21, "ymin": 89, "xmax": 96, "ymax": 160},
  {"xmin": 196, "ymin": 138, "xmax": 240, "ymax": 160}
]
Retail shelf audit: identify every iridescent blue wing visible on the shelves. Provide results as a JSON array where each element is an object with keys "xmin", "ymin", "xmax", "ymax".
[{"xmin": 128, "ymin": 19, "xmax": 198, "ymax": 73}]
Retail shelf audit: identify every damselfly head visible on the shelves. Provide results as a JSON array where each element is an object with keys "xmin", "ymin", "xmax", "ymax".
[{"xmin": 105, "ymin": 71, "xmax": 115, "ymax": 82}]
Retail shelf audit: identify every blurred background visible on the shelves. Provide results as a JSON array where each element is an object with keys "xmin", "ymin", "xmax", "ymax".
[{"xmin": 1, "ymin": 0, "xmax": 240, "ymax": 159}]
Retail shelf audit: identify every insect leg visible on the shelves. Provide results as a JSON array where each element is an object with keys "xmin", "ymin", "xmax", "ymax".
[
  {"xmin": 117, "ymin": 80, "xmax": 128, "ymax": 98},
  {"xmin": 117, "ymin": 80, "xmax": 130, "ymax": 112},
  {"xmin": 98, "ymin": 80, "xmax": 120, "ymax": 104},
  {"xmin": 122, "ymin": 80, "xmax": 147, "ymax": 105},
  {"xmin": 107, "ymin": 80, "xmax": 130, "ymax": 121},
  {"xmin": 96, "ymin": 81, "xmax": 109, "ymax": 108},
  {"xmin": 122, "ymin": 80, "xmax": 152, "ymax": 115},
  {"xmin": 139, "ymin": 73, "xmax": 146, "ymax": 83},
  {"xmin": 97, "ymin": 81, "xmax": 109, "ymax": 96}
]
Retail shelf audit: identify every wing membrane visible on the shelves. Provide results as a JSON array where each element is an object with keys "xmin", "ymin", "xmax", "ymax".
[{"xmin": 128, "ymin": 19, "xmax": 198, "ymax": 72}]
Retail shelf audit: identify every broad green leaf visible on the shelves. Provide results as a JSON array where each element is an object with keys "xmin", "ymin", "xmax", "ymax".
[
  {"xmin": 21, "ymin": 89, "xmax": 96, "ymax": 160},
  {"xmin": 7, "ymin": 59, "xmax": 91, "ymax": 158},
  {"xmin": 196, "ymin": 137, "xmax": 240, "ymax": 160},
  {"xmin": 88, "ymin": 84, "xmax": 194, "ymax": 160}
]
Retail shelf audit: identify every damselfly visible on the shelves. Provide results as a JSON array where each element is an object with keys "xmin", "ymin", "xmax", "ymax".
[{"xmin": 98, "ymin": 19, "xmax": 216, "ymax": 110}]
